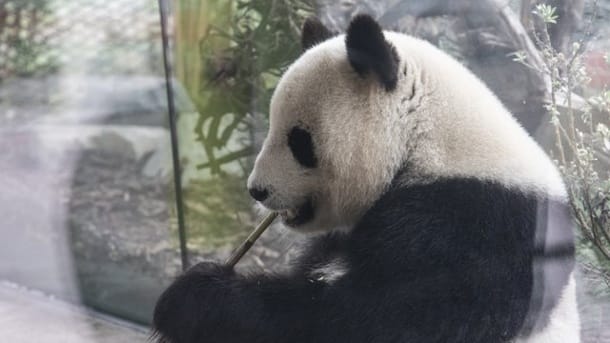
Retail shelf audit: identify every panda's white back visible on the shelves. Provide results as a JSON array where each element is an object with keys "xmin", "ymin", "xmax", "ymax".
[
  {"xmin": 276, "ymin": 30, "xmax": 568, "ymax": 220},
  {"xmin": 372, "ymin": 32, "xmax": 566, "ymax": 200}
]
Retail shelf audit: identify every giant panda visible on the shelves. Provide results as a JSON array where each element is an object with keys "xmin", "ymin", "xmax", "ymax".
[{"xmin": 153, "ymin": 15, "xmax": 580, "ymax": 343}]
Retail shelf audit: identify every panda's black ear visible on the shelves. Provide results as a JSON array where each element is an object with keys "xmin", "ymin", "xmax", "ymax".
[
  {"xmin": 346, "ymin": 14, "xmax": 399, "ymax": 91},
  {"xmin": 301, "ymin": 17, "xmax": 333, "ymax": 51}
]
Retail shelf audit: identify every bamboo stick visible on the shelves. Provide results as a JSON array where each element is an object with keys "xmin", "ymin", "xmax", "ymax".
[{"xmin": 225, "ymin": 212, "xmax": 278, "ymax": 268}]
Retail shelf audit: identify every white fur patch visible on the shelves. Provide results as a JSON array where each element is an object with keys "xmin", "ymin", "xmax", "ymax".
[
  {"xmin": 515, "ymin": 274, "xmax": 580, "ymax": 343},
  {"xmin": 308, "ymin": 258, "xmax": 348, "ymax": 284},
  {"xmin": 380, "ymin": 32, "xmax": 567, "ymax": 200}
]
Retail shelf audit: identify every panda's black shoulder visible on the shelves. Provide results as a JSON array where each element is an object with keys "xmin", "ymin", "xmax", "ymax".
[
  {"xmin": 348, "ymin": 177, "xmax": 573, "ymax": 269},
  {"xmin": 342, "ymin": 177, "xmax": 574, "ymax": 335},
  {"xmin": 295, "ymin": 231, "xmax": 349, "ymax": 273}
]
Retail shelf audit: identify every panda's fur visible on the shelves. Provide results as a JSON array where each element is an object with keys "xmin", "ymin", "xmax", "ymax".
[{"xmin": 153, "ymin": 15, "xmax": 579, "ymax": 343}]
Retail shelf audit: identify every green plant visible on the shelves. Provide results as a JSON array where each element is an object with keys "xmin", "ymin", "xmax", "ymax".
[
  {"xmin": 173, "ymin": 0, "xmax": 313, "ymax": 250},
  {"xmin": 0, "ymin": 0, "xmax": 58, "ymax": 79},
  {"xmin": 193, "ymin": 0, "xmax": 314, "ymax": 176},
  {"xmin": 179, "ymin": 175, "xmax": 254, "ymax": 248},
  {"xmin": 514, "ymin": 3, "xmax": 610, "ymax": 282}
]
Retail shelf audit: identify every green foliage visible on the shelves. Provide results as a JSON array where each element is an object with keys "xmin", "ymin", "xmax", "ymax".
[
  {"xmin": 5, "ymin": 37, "xmax": 58, "ymax": 77},
  {"xmin": 193, "ymin": 0, "xmax": 314, "ymax": 176},
  {"xmin": 174, "ymin": 0, "xmax": 313, "ymax": 250},
  {"xmin": 515, "ymin": 3, "xmax": 610, "ymax": 288},
  {"xmin": 0, "ymin": 1, "xmax": 59, "ymax": 78},
  {"xmin": 180, "ymin": 175, "xmax": 254, "ymax": 248},
  {"xmin": 532, "ymin": 3, "xmax": 559, "ymax": 24}
]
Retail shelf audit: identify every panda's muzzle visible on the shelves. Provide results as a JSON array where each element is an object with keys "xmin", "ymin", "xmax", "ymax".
[{"xmin": 280, "ymin": 198, "xmax": 314, "ymax": 227}]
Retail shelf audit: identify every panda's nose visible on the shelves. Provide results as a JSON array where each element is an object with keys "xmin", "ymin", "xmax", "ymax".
[{"xmin": 249, "ymin": 187, "xmax": 269, "ymax": 202}]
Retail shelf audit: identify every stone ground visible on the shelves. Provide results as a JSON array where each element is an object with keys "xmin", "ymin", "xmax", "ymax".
[{"xmin": 0, "ymin": 281, "xmax": 148, "ymax": 343}]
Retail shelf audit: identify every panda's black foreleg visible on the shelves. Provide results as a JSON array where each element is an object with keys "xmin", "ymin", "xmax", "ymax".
[
  {"xmin": 152, "ymin": 261, "xmax": 320, "ymax": 343},
  {"xmin": 152, "ymin": 259, "xmax": 521, "ymax": 343}
]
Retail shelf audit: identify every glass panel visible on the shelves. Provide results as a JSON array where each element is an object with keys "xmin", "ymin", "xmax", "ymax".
[
  {"xmin": 0, "ymin": 0, "xmax": 179, "ymax": 325},
  {"xmin": 2, "ymin": 0, "xmax": 608, "ymax": 340}
]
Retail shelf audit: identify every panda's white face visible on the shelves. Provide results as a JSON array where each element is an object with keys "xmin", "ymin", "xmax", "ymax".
[
  {"xmin": 248, "ymin": 17, "xmax": 411, "ymax": 232},
  {"xmin": 247, "ymin": 43, "xmax": 362, "ymax": 232}
]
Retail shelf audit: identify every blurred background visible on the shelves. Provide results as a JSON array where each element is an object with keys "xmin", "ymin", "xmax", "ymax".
[{"xmin": 0, "ymin": 0, "xmax": 608, "ymax": 342}]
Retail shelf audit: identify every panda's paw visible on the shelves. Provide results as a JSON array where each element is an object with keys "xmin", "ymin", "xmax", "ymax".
[{"xmin": 152, "ymin": 261, "xmax": 234, "ymax": 343}]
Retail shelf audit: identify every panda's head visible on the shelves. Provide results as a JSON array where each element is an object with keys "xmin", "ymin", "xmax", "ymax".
[{"xmin": 248, "ymin": 15, "xmax": 413, "ymax": 232}]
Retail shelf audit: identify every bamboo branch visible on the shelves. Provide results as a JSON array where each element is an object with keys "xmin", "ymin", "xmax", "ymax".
[{"xmin": 225, "ymin": 212, "xmax": 278, "ymax": 268}]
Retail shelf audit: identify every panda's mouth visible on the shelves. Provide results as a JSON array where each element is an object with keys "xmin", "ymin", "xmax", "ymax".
[{"xmin": 279, "ymin": 199, "xmax": 314, "ymax": 227}]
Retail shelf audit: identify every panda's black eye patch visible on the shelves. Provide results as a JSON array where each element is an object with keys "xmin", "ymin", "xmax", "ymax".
[{"xmin": 288, "ymin": 126, "xmax": 317, "ymax": 168}]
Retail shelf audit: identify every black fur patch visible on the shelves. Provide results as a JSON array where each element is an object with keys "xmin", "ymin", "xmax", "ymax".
[
  {"xmin": 301, "ymin": 17, "xmax": 333, "ymax": 51},
  {"xmin": 152, "ymin": 178, "xmax": 575, "ymax": 343},
  {"xmin": 346, "ymin": 14, "xmax": 399, "ymax": 91},
  {"xmin": 283, "ymin": 198, "xmax": 315, "ymax": 227},
  {"xmin": 344, "ymin": 178, "xmax": 574, "ymax": 341},
  {"xmin": 288, "ymin": 126, "xmax": 317, "ymax": 168}
]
